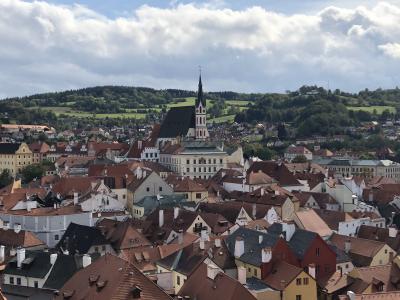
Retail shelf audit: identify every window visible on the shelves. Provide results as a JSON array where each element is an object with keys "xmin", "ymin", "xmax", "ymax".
[
  {"xmin": 177, "ymin": 275, "xmax": 180, "ymax": 285},
  {"xmin": 296, "ymin": 278, "xmax": 302, "ymax": 285},
  {"xmin": 159, "ymin": 187, "xmax": 163, "ymax": 192},
  {"xmin": 316, "ymin": 247, "xmax": 320, "ymax": 256},
  {"xmin": 254, "ymin": 269, "xmax": 257, "ymax": 276},
  {"xmin": 220, "ymin": 159, "xmax": 223, "ymax": 164},
  {"xmin": 34, "ymin": 281, "xmax": 39, "ymax": 288},
  {"xmin": 146, "ymin": 187, "xmax": 150, "ymax": 192},
  {"xmin": 196, "ymin": 193, "xmax": 202, "ymax": 199},
  {"xmin": 102, "ymin": 245, "xmax": 106, "ymax": 251},
  {"xmin": 186, "ymin": 159, "xmax": 190, "ymax": 164},
  {"xmin": 54, "ymin": 234, "xmax": 59, "ymax": 241},
  {"xmin": 296, "ymin": 296, "xmax": 302, "ymax": 300},
  {"xmin": 303, "ymin": 278, "xmax": 309, "ymax": 285},
  {"xmin": 17, "ymin": 278, "xmax": 21, "ymax": 285},
  {"xmin": 9, "ymin": 277, "xmax": 14, "ymax": 284}
]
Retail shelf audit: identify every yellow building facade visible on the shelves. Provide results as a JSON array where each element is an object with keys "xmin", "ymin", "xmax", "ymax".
[{"xmin": 0, "ymin": 143, "xmax": 33, "ymax": 176}]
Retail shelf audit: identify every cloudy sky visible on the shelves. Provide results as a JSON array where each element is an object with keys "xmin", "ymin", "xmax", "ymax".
[{"xmin": 2, "ymin": 0, "xmax": 400, "ymax": 98}]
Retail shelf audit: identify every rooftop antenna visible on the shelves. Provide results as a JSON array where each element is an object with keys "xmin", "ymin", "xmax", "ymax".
[{"xmin": 198, "ymin": 65, "xmax": 202, "ymax": 77}]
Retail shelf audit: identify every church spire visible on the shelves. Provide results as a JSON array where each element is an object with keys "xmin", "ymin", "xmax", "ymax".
[{"xmin": 196, "ymin": 68, "xmax": 206, "ymax": 108}]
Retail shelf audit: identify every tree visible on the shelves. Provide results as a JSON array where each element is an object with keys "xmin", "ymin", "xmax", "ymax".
[
  {"xmin": 21, "ymin": 164, "xmax": 44, "ymax": 184},
  {"xmin": 0, "ymin": 170, "xmax": 12, "ymax": 189},
  {"xmin": 292, "ymin": 155, "xmax": 308, "ymax": 163}
]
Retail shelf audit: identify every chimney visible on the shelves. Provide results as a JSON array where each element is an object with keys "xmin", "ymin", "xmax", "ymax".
[
  {"xmin": 281, "ymin": 221, "xmax": 296, "ymax": 241},
  {"xmin": 207, "ymin": 263, "xmax": 220, "ymax": 280},
  {"xmin": 159, "ymin": 209, "xmax": 164, "ymax": 227},
  {"xmin": 368, "ymin": 191, "xmax": 373, "ymax": 202},
  {"xmin": 347, "ymin": 291, "xmax": 355, "ymax": 300},
  {"xmin": 258, "ymin": 235, "xmax": 263, "ymax": 244},
  {"xmin": 178, "ymin": 230, "xmax": 184, "ymax": 245},
  {"xmin": 82, "ymin": 254, "xmax": 92, "ymax": 268},
  {"xmin": 138, "ymin": 140, "xmax": 142, "ymax": 150},
  {"xmin": 261, "ymin": 247, "xmax": 272, "ymax": 263},
  {"xmin": 174, "ymin": 207, "xmax": 180, "ymax": 220},
  {"xmin": 201, "ymin": 229, "xmax": 209, "ymax": 241},
  {"xmin": 73, "ymin": 192, "xmax": 79, "ymax": 205},
  {"xmin": 17, "ymin": 248, "xmax": 25, "ymax": 268},
  {"xmin": 237, "ymin": 266, "xmax": 246, "ymax": 285},
  {"xmin": 234, "ymin": 237, "xmax": 245, "ymax": 258},
  {"xmin": 274, "ymin": 190, "xmax": 280, "ymax": 196},
  {"xmin": 214, "ymin": 238, "xmax": 221, "ymax": 248},
  {"xmin": 50, "ymin": 253, "xmax": 58, "ymax": 265},
  {"xmin": 3, "ymin": 222, "xmax": 9, "ymax": 231},
  {"xmin": 260, "ymin": 188, "xmax": 265, "ymax": 196},
  {"xmin": 14, "ymin": 224, "xmax": 22, "ymax": 234},
  {"xmin": 308, "ymin": 263, "xmax": 316, "ymax": 279},
  {"xmin": 389, "ymin": 226, "xmax": 398, "ymax": 238},
  {"xmin": 345, "ymin": 239, "xmax": 351, "ymax": 253},
  {"xmin": 0, "ymin": 245, "xmax": 5, "ymax": 263},
  {"xmin": 252, "ymin": 203, "xmax": 257, "ymax": 219},
  {"xmin": 199, "ymin": 239, "xmax": 205, "ymax": 250}
]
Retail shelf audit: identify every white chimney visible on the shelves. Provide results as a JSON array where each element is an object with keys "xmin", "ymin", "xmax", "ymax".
[
  {"xmin": 159, "ymin": 210, "xmax": 164, "ymax": 227},
  {"xmin": 234, "ymin": 237, "xmax": 245, "ymax": 258},
  {"xmin": 199, "ymin": 239, "xmax": 205, "ymax": 250},
  {"xmin": 14, "ymin": 224, "xmax": 22, "ymax": 234},
  {"xmin": 347, "ymin": 291, "xmax": 355, "ymax": 300},
  {"xmin": 138, "ymin": 140, "xmax": 142, "ymax": 150},
  {"xmin": 258, "ymin": 235, "xmax": 263, "ymax": 244},
  {"xmin": 207, "ymin": 263, "xmax": 220, "ymax": 280},
  {"xmin": 308, "ymin": 263, "xmax": 316, "ymax": 279},
  {"xmin": 50, "ymin": 253, "xmax": 58, "ymax": 265},
  {"xmin": 260, "ymin": 188, "xmax": 265, "ymax": 196},
  {"xmin": 0, "ymin": 245, "xmax": 5, "ymax": 263},
  {"xmin": 178, "ymin": 230, "xmax": 183, "ymax": 245},
  {"xmin": 281, "ymin": 221, "xmax": 296, "ymax": 241},
  {"xmin": 82, "ymin": 254, "xmax": 92, "ymax": 268},
  {"xmin": 17, "ymin": 248, "xmax": 26, "ymax": 268},
  {"xmin": 237, "ymin": 266, "xmax": 246, "ymax": 285},
  {"xmin": 174, "ymin": 207, "xmax": 179, "ymax": 220},
  {"xmin": 3, "ymin": 222, "xmax": 9, "ymax": 231},
  {"xmin": 252, "ymin": 204, "xmax": 257, "ymax": 219},
  {"xmin": 345, "ymin": 239, "xmax": 351, "ymax": 253},
  {"xmin": 201, "ymin": 229, "xmax": 209, "ymax": 241},
  {"xmin": 274, "ymin": 190, "xmax": 280, "ymax": 196},
  {"xmin": 215, "ymin": 238, "xmax": 221, "ymax": 248},
  {"xmin": 261, "ymin": 247, "xmax": 272, "ymax": 263},
  {"xmin": 389, "ymin": 226, "xmax": 398, "ymax": 238},
  {"xmin": 73, "ymin": 192, "xmax": 79, "ymax": 205}
]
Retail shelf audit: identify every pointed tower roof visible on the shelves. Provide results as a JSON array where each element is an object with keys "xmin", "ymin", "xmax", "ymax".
[{"xmin": 196, "ymin": 75, "xmax": 206, "ymax": 108}]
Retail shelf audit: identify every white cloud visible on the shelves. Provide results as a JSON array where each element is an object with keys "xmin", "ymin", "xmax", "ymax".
[{"xmin": 1, "ymin": 0, "xmax": 400, "ymax": 97}]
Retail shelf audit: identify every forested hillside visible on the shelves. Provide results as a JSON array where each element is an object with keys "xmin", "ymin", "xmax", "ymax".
[{"xmin": 1, "ymin": 85, "xmax": 400, "ymax": 137}]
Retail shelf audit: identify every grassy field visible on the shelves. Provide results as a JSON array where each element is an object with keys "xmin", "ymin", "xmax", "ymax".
[
  {"xmin": 347, "ymin": 105, "xmax": 396, "ymax": 114},
  {"xmin": 209, "ymin": 115, "xmax": 236, "ymax": 123},
  {"xmin": 28, "ymin": 106, "xmax": 147, "ymax": 119},
  {"xmin": 225, "ymin": 100, "xmax": 251, "ymax": 106},
  {"xmin": 27, "ymin": 97, "xmax": 252, "ymax": 121}
]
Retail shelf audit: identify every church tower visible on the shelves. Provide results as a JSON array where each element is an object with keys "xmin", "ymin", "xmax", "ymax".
[{"xmin": 195, "ymin": 74, "xmax": 209, "ymax": 140}]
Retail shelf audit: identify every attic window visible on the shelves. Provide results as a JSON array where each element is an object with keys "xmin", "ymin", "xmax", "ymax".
[
  {"xmin": 96, "ymin": 280, "xmax": 108, "ymax": 291},
  {"xmin": 131, "ymin": 286, "xmax": 142, "ymax": 299},
  {"xmin": 89, "ymin": 275, "xmax": 100, "ymax": 285}
]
